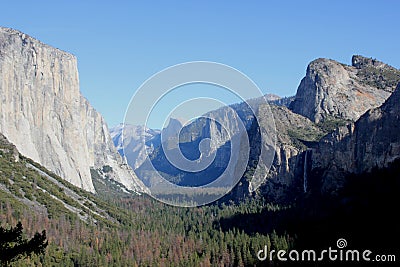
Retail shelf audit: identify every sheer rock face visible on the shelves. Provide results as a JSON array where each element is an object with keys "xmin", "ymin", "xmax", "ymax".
[
  {"xmin": 290, "ymin": 55, "xmax": 400, "ymax": 123},
  {"xmin": 0, "ymin": 27, "xmax": 147, "ymax": 193},
  {"xmin": 253, "ymin": 105, "xmax": 323, "ymax": 202},
  {"xmin": 312, "ymin": 83, "xmax": 400, "ymax": 193}
]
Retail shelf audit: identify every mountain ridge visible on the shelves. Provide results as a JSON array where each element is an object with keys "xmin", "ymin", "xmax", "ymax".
[{"xmin": 121, "ymin": 55, "xmax": 400, "ymax": 203}]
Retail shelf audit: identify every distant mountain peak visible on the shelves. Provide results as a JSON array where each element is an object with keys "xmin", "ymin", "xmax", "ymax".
[
  {"xmin": 164, "ymin": 117, "xmax": 186, "ymax": 128},
  {"xmin": 109, "ymin": 123, "xmax": 160, "ymax": 170}
]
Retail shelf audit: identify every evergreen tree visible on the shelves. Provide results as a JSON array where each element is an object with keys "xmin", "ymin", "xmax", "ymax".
[{"xmin": 0, "ymin": 221, "xmax": 48, "ymax": 266}]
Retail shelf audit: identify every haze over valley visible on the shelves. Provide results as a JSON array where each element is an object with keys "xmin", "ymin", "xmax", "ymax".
[{"xmin": 1, "ymin": 2, "xmax": 400, "ymax": 265}]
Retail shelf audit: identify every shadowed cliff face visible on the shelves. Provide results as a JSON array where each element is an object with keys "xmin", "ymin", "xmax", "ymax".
[
  {"xmin": 312, "ymin": 83, "xmax": 400, "ymax": 194},
  {"xmin": 0, "ymin": 27, "xmax": 147, "ymax": 193},
  {"xmin": 290, "ymin": 55, "xmax": 400, "ymax": 123}
]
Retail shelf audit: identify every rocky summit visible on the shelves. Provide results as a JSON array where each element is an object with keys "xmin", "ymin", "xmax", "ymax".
[
  {"xmin": 290, "ymin": 55, "xmax": 400, "ymax": 123},
  {"xmin": 0, "ymin": 27, "xmax": 147, "ymax": 193}
]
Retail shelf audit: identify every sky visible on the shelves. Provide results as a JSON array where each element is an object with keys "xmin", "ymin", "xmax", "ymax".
[{"xmin": 2, "ymin": 1, "xmax": 400, "ymax": 129}]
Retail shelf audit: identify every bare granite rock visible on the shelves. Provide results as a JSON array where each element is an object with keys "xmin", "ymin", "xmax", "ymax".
[
  {"xmin": 0, "ymin": 27, "xmax": 147, "ymax": 193},
  {"xmin": 290, "ymin": 55, "xmax": 400, "ymax": 123}
]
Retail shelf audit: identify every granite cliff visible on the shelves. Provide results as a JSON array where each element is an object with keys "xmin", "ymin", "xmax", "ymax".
[
  {"xmin": 311, "ymin": 83, "xmax": 400, "ymax": 194},
  {"xmin": 0, "ymin": 27, "xmax": 147, "ymax": 193},
  {"xmin": 290, "ymin": 55, "xmax": 400, "ymax": 123}
]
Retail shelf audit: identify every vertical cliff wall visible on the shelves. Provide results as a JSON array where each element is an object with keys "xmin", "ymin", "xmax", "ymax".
[
  {"xmin": 312, "ymin": 83, "xmax": 400, "ymax": 193},
  {"xmin": 0, "ymin": 27, "xmax": 147, "ymax": 193}
]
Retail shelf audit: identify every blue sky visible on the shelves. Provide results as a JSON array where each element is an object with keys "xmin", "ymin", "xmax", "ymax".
[{"xmin": 2, "ymin": 1, "xmax": 400, "ymax": 128}]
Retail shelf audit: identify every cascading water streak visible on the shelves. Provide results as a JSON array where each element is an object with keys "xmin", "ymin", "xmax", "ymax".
[{"xmin": 303, "ymin": 150, "xmax": 308, "ymax": 193}]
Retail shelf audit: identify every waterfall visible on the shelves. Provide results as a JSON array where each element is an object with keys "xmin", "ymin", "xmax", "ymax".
[{"xmin": 303, "ymin": 150, "xmax": 308, "ymax": 193}]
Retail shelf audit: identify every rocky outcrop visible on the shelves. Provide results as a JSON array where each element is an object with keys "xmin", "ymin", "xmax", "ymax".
[
  {"xmin": 311, "ymin": 83, "xmax": 400, "ymax": 194},
  {"xmin": 0, "ymin": 27, "xmax": 147, "ymax": 193},
  {"xmin": 352, "ymin": 55, "xmax": 400, "ymax": 90},
  {"xmin": 290, "ymin": 55, "xmax": 400, "ymax": 123},
  {"xmin": 269, "ymin": 96, "xmax": 295, "ymax": 107}
]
